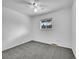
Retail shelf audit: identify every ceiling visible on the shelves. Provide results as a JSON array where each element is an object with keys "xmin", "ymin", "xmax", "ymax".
[{"xmin": 2, "ymin": 0, "xmax": 73, "ymax": 16}]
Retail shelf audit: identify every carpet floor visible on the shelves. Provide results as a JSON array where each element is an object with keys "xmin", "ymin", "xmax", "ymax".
[{"xmin": 2, "ymin": 41, "xmax": 75, "ymax": 59}]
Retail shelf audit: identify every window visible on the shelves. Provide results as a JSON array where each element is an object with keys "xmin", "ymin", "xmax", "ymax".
[{"xmin": 40, "ymin": 18, "xmax": 53, "ymax": 30}]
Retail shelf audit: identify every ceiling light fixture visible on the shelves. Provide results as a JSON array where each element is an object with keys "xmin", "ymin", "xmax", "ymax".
[
  {"xmin": 32, "ymin": 2, "xmax": 40, "ymax": 12},
  {"xmin": 34, "ymin": 8, "xmax": 38, "ymax": 12},
  {"xmin": 21, "ymin": 0, "xmax": 47, "ymax": 13}
]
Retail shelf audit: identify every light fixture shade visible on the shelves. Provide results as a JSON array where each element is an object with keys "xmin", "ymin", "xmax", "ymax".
[{"xmin": 34, "ymin": 8, "xmax": 38, "ymax": 12}]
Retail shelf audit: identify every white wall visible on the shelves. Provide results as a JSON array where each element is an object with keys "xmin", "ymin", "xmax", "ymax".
[
  {"xmin": 72, "ymin": 0, "xmax": 76, "ymax": 56},
  {"xmin": 2, "ymin": 7, "xmax": 32, "ymax": 50},
  {"xmin": 30, "ymin": 8, "xmax": 72, "ymax": 48}
]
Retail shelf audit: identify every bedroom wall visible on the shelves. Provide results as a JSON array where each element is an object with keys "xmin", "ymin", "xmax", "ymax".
[
  {"xmin": 2, "ymin": 7, "xmax": 32, "ymax": 50},
  {"xmin": 31, "ymin": 8, "xmax": 72, "ymax": 48}
]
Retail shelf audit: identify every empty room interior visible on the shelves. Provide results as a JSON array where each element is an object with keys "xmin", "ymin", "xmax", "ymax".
[{"xmin": 2, "ymin": 0, "xmax": 76, "ymax": 59}]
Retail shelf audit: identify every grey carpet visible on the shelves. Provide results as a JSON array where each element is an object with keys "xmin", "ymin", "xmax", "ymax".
[{"xmin": 2, "ymin": 40, "xmax": 75, "ymax": 59}]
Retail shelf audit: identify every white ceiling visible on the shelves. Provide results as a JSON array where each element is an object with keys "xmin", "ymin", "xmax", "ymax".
[{"xmin": 2, "ymin": 0, "xmax": 73, "ymax": 16}]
